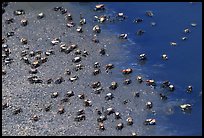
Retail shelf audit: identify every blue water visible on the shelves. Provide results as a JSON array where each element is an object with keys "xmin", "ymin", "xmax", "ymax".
[{"xmin": 101, "ymin": 2, "xmax": 202, "ymax": 136}]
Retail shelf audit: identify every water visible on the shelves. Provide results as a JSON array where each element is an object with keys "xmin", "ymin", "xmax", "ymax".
[
  {"xmin": 102, "ymin": 2, "xmax": 202, "ymax": 135},
  {"xmin": 2, "ymin": 2, "xmax": 202, "ymax": 136}
]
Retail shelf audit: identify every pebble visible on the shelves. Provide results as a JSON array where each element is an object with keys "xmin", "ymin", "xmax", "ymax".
[
  {"xmin": 180, "ymin": 104, "xmax": 191, "ymax": 111},
  {"xmin": 31, "ymin": 115, "xmax": 39, "ymax": 121},
  {"xmin": 98, "ymin": 122, "xmax": 105, "ymax": 130},
  {"xmin": 116, "ymin": 123, "xmax": 124, "ymax": 130},
  {"xmin": 109, "ymin": 81, "xmax": 118, "ymax": 90},
  {"xmin": 66, "ymin": 91, "xmax": 74, "ymax": 97},
  {"xmin": 144, "ymin": 118, "xmax": 156, "ymax": 125},
  {"xmin": 126, "ymin": 117, "xmax": 133, "ymax": 125},
  {"xmin": 51, "ymin": 92, "xmax": 59, "ymax": 98},
  {"xmin": 37, "ymin": 12, "xmax": 45, "ymax": 19},
  {"xmin": 21, "ymin": 19, "xmax": 28, "ymax": 26}
]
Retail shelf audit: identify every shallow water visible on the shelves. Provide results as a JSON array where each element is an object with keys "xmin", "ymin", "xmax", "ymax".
[{"xmin": 2, "ymin": 2, "xmax": 202, "ymax": 136}]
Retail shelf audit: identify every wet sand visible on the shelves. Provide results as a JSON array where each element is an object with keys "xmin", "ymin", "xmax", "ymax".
[{"xmin": 2, "ymin": 2, "xmax": 178, "ymax": 136}]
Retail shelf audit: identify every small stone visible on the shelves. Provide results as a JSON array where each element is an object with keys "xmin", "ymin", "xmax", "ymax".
[
  {"xmin": 146, "ymin": 101, "xmax": 153, "ymax": 109},
  {"xmin": 159, "ymin": 93, "xmax": 167, "ymax": 100},
  {"xmin": 136, "ymin": 76, "xmax": 143, "ymax": 83},
  {"xmin": 119, "ymin": 33, "xmax": 128, "ymax": 39},
  {"xmin": 44, "ymin": 104, "xmax": 51, "ymax": 112},
  {"xmin": 124, "ymin": 79, "xmax": 132, "ymax": 85},
  {"xmin": 21, "ymin": 19, "xmax": 28, "ymax": 26},
  {"xmin": 180, "ymin": 104, "xmax": 191, "ymax": 111},
  {"xmin": 93, "ymin": 69, "xmax": 100, "ymax": 75},
  {"xmin": 5, "ymin": 18, "xmax": 14, "ymax": 24},
  {"xmin": 182, "ymin": 37, "xmax": 188, "ymax": 40},
  {"xmin": 29, "ymin": 68, "xmax": 38, "ymax": 74},
  {"xmin": 133, "ymin": 92, "xmax": 140, "ymax": 98},
  {"xmin": 69, "ymin": 76, "xmax": 78, "ymax": 82},
  {"xmin": 93, "ymin": 25, "xmax": 101, "ymax": 33},
  {"xmin": 99, "ymin": 48, "xmax": 106, "ymax": 55},
  {"xmin": 116, "ymin": 123, "xmax": 124, "ymax": 130},
  {"xmin": 74, "ymin": 114, "xmax": 86, "ymax": 122},
  {"xmin": 76, "ymin": 26, "xmax": 83, "ymax": 33},
  {"xmin": 105, "ymin": 107, "xmax": 115, "ymax": 115},
  {"xmin": 137, "ymin": 29, "xmax": 145, "ymax": 36},
  {"xmin": 51, "ymin": 92, "xmax": 58, "ymax": 98},
  {"xmin": 184, "ymin": 28, "xmax": 190, "ymax": 33},
  {"xmin": 146, "ymin": 11, "xmax": 154, "ymax": 17},
  {"xmin": 31, "ymin": 115, "xmax": 39, "ymax": 121},
  {"xmin": 127, "ymin": 117, "xmax": 133, "ymax": 125},
  {"xmin": 20, "ymin": 38, "xmax": 28, "ymax": 44},
  {"xmin": 109, "ymin": 81, "xmax": 118, "ymax": 90},
  {"xmin": 55, "ymin": 77, "xmax": 64, "ymax": 84},
  {"xmin": 105, "ymin": 93, "xmax": 114, "ymax": 100},
  {"xmin": 13, "ymin": 10, "xmax": 25, "ymax": 15},
  {"xmin": 170, "ymin": 42, "xmax": 177, "ymax": 46},
  {"xmin": 99, "ymin": 122, "xmax": 105, "ymax": 130},
  {"xmin": 37, "ymin": 12, "xmax": 45, "ymax": 19},
  {"xmin": 144, "ymin": 118, "xmax": 156, "ymax": 125},
  {"xmin": 72, "ymin": 56, "xmax": 81, "ymax": 63},
  {"xmin": 60, "ymin": 8, "xmax": 67, "ymax": 14},
  {"xmin": 187, "ymin": 85, "xmax": 193, "ymax": 93},
  {"xmin": 66, "ymin": 91, "xmax": 74, "ymax": 97},
  {"xmin": 84, "ymin": 99, "xmax": 92, "ymax": 107},
  {"xmin": 2, "ymin": 102, "xmax": 9, "ymax": 110},
  {"xmin": 191, "ymin": 23, "xmax": 197, "ymax": 27},
  {"xmin": 76, "ymin": 109, "xmax": 85, "ymax": 116},
  {"xmin": 139, "ymin": 53, "xmax": 146, "ymax": 60},
  {"xmin": 122, "ymin": 68, "xmax": 132, "ymax": 74},
  {"xmin": 78, "ymin": 94, "xmax": 85, "ymax": 99},
  {"xmin": 169, "ymin": 84, "xmax": 175, "ymax": 91},
  {"xmin": 115, "ymin": 112, "xmax": 121, "ymax": 119},
  {"xmin": 80, "ymin": 18, "xmax": 86, "ymax": 25},
  {"xmin": 13, "ymin": 108, "xmax": 22, "ymax": 115},
  {"xmin": 58, "ymin": 107, "xmax": 65, "ymax": 114},
  {"xmin": 94, "ymin": 62, "xmax": 100, "ymax": 68},
  {"xmin": 91, "ymin": 81, "xmax": 101, "ymax": 89},
  {"xmin": 162, "ymin": 54, "xmax": 168, "ymax": 60},
  {"xmin": 6, "ymin": 32, "xmax": 15, "ymax": 37},
  {"xmin": 94, "ymin": 4, "xmax": 105, "ymax": 11}
]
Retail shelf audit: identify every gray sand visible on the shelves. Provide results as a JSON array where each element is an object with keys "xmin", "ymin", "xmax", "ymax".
[{"xmin": 2, "ymin": 2, "xmax": 173, "ymax": 136}]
